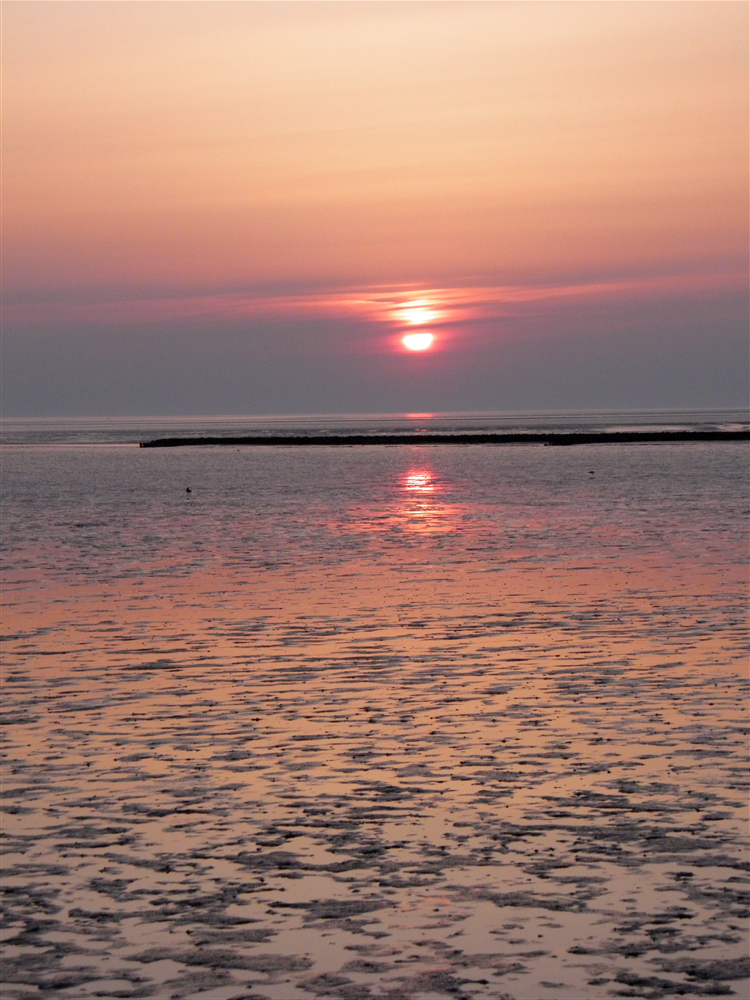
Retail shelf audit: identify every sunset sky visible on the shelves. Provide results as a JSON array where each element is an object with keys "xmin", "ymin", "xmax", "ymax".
[{"xmin": 3, "ymin": 1, "xmax": 748, "ymax": 416}]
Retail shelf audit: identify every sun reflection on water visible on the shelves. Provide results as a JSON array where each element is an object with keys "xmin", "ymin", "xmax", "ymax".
[
  {"xmin": 404, "ymin": 470, "xmax": 435, "ymax": 493},
  {"xmin": 399, "ymin": 468, "xmax": 455, "ymax": 532},
  {"xmin": 341, "ymin": 468, "xmax": 458, "ymax": 535}
]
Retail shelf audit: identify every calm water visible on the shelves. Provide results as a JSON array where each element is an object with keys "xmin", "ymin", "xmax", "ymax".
[{"xmin": 1, "ymin": 416, "xmax": 748, "ymax": 1000}]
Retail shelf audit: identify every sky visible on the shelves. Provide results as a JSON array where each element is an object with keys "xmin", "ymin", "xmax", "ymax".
[{"xmin": 3, "ymin": 0, "xmax": 748, "ymax": 417}]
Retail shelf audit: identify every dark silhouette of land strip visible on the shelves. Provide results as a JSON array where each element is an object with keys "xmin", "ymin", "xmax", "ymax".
[{"xmin": 140, "ymin": 430, "xmax": 750, "ymax": 448}]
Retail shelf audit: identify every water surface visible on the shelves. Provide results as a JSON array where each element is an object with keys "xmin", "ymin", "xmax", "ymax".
[{"xmin": 1, "ymin": 428, "xmax": 748, "ymax": 999}]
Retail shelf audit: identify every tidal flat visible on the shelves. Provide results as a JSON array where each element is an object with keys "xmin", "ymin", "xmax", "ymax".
[{"xmin": 1, "ymin": 441, "xmax": 748, "ymax": 999}]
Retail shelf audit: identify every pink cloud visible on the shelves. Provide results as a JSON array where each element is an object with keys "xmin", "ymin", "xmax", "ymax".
[{"xmin": 5, "ymin": 272, "xmax": 745, "ymax": 332}]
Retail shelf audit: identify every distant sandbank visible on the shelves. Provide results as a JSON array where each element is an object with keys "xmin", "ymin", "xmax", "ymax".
[{"xmin": 140, "ymin": 429, "xmax": 750, "ymax": 448}]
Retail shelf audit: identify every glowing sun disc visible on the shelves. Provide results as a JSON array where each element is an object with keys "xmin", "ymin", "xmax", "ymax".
[{"xmin": 403, "ymin": 332, "xmax": 434, "ymax": 351}]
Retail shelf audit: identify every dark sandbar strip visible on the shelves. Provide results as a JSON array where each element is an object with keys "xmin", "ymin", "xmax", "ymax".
[{"xmin": 140, "ymin": 429, "xmax": 750, "ymax": 448}]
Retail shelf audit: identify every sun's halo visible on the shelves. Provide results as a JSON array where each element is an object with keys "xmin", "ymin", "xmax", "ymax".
[
  {"xmin": 395, "ymin": 299, "xmax": 440, "ymax": 326},
  {"xmin": 402, "ymin": 332, "xmax": 434, "ymax": 351},
  {"xmin": 402, "ymin": 305, "xmax": 436, "ymax": 325}
]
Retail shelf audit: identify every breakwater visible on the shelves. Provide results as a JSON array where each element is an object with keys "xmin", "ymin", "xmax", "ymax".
[{"xmin": 140, "ymin": 429, "xmax": 750, "ymax": 447}]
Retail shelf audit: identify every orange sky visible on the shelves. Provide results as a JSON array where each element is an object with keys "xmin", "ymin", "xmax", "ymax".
[
  {"xmin": 6, "ymin": 2, "xmax": 747, "ymax": 298},
  {"xmin": 3, "ymin": 2, "xmax": 748, "ymax": 415}
]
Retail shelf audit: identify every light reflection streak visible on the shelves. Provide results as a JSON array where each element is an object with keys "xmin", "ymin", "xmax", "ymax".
[
  {"xmin": 336, "ymin": 468, "xmax": 459, "ymax": 535},
  {"xmin": 404, "ymin": 470, "xmax": 435, "ymax": 494},
  {"xmin": 398, "ymin": 468, "xmax": 455, "ymax": 533}
]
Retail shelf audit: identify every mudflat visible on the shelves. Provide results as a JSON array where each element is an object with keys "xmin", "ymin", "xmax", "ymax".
[{"xmin": 1, "ymin": 442, "xmax": 748, "ymax": 999}]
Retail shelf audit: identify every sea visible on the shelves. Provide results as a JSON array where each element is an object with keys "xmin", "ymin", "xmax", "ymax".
[{"xmin": 1, "ymin": 410, "xmax": 748, "ymax": 1000}]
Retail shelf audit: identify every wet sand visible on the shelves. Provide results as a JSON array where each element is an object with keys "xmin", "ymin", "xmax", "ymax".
[{"xmin": 1, "ymin": 443, "xmax": 748, "ymax": 999}]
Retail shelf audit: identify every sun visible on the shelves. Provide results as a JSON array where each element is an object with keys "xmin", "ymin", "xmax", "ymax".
[{"xmin": 402, "ymin": 332, "xmax": 434, "ymax": 351}]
